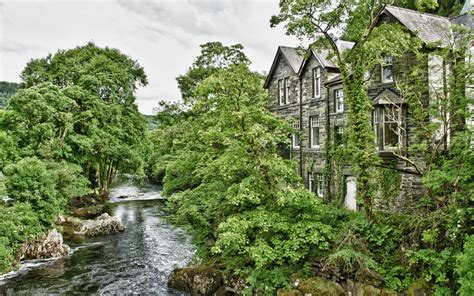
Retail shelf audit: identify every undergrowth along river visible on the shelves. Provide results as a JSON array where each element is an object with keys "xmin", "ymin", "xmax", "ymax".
[{"xmin": 0, "ymin": 180, "xmax": 195, "ymax": 295}]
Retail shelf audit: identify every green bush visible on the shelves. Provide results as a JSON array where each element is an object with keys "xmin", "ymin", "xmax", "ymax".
[
  {"xmin": 0, "ymin": 202, "xmax": 44, "ymax": 273},
  {"xmin": 457, "ymin": 235, "xmax": 474, "ymax": 296},
  {"xmin": 3, "ymin": 157, "xmax": 89, "ymax": 226},
  {"xmin": 4, "ymin": 158, "xmax": 60, "ymax": 225}
]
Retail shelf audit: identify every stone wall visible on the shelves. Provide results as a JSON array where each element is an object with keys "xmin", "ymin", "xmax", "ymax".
[{"xmin": 266, "ymin": 45, "xmax": 437, "ymax": 212}]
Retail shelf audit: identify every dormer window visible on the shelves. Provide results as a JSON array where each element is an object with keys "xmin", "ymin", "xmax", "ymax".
[
  {"xmin": 382, "ymin": 55, "xmax": 393, "ymax": 83},
  {"xmin": 312, "ymin": 67, "xmax": 321, "ymax": 98}
]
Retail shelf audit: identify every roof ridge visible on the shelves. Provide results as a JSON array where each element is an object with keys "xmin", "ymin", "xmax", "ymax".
[
  {"xmin": 279, "ymin": 45, "xmax": 300, "ymax": 49},
  {"xmin": 386, "ymin": 4, "xmax": 450, "ymax": 20}
]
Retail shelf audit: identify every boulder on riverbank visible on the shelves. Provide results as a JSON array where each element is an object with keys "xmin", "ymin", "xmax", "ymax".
[
  {"xmin": 18, "ymin": 229, "xmax": 70, "ymax": 261},
  {"xmin": 168, "ymin": 266, "xmax": 224, "ymax": 296},
  {"xmin": 75, "ymin": 213, "xmax": 124, "ymax": 237}
]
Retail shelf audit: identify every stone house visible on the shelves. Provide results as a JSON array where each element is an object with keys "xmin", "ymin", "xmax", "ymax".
[{"xmin": 264, "ymin": 4, "xmax": 473, "ymax": 211}]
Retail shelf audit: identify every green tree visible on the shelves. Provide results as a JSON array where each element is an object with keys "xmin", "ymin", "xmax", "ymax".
[
  {"xmin": 0, "ymin": 81, "xmax": 20, "ymax": 109},
  {"xmin": 16, "ymin": 43, "xmax": 150, "ymax": 197},
  {"xmin": 162, "ymin": 64, "xmax": 341, "ymax": 291},
  {"xmin": 3, "ymin": 157, "xmax": 89, "ymax": 225},
  {"xmin": 176, "ymin": 42, "xmax": 250, "ymax": 103}
]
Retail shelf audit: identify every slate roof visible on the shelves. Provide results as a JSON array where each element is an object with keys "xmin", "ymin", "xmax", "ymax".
[
  {"xmin": 451, "ymin": 0, "xmax": 473, "ymax": 29},
  {"xmin": 461, "ymin": 0, "xmax": 473, "ymax": 15},
  {"xmin": 279, "ymin": 46, "xmax": 305, "ymax": 73},
  {"xmin": 263, "ymin": 46, "xmax": 304, "ymax": 88},
  {"xmin": 373, "ymin": 89, "xmax": 403, "ymax": 105},
  {"xmin": 298, "ymin": 40, "xmax": 355, "ymax": 74},
  {"xmin": 384, "ymin": 5, "xmax": 453, "ymax": 47},
  {"xmin": 325, "ymin": 74, "xmax": 343, "ymax": 85},
  {"xmin": 451, "ymin": 13, "xmax": 473, "ymax": 29}
]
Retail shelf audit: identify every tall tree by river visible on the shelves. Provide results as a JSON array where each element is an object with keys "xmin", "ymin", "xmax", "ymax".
[
  {"xmin": 10, "ymin": 43, "xmax": 150, "ymax": 198},
  {"xmin": 0, "ymin": 44, "xmax": 150, "ymax": 272}
]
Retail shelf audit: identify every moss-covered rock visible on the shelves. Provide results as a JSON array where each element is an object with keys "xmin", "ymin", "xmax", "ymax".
[
  {"xmin": 71, "ymin": 204, "xmax": 106, "ymax": 219},
  {"xmin": 297, "ymin": 277, "xmax": 345, "ymax": 296},
  {"xmin": 403, "ymin": 279, "xmax": 431, "ymax": 296},
  {"xmin": 277, "ymin": 288, "xmax": 304, "ymax": 296},
  {"xmin": 168, "ymin": 266, "xmax": 224, "ymax": 296}
]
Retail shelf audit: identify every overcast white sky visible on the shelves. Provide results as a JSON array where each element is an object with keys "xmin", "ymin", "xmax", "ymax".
[{"xmin": 0, "ymin": 0, "xmax": 301, "ymax": 114}]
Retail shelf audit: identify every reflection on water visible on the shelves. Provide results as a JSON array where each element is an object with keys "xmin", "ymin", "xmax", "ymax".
[{"xmin": 0, "ymin": 182, "xmax": 195, "ymax": 295}]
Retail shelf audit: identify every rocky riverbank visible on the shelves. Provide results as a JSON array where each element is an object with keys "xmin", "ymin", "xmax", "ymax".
[
  {"xmin": 167, "ymin": 266, "xmax": 432, "ymax": 296},
  {"xmin": 11, "ymin": 213, "xmax": 125, "ymax": 273},
  {"xmin": 17, "ymin": 229, "xmax": 70, "ymax": 261}
]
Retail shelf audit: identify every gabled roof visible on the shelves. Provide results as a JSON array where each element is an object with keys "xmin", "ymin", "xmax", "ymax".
[
  {"xmin": 263, "ymin": 46, "xmax": 304, "ymax": 89},
  {"xmin": 373, "ymin": 88, "xmax": 403, "ymax": 105},
  {"xmin": 280, "ymin": 46, "xmax": 305, "ymax": 72},
  {"xmin": 298, "ymin": 40, "xmax": 355, "ymax": 75},
  {"xmin": 382, "ymin": 5, "xmax": 453, "ymax": 48},
  {"xmin": 325, "ymin": 74, "xmax": 343, "ymax": 85}
]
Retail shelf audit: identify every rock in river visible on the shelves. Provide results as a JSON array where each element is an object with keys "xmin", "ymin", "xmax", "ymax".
[
  {"xmin": 19, "ymin": 229, "xmax": 71, "ymax": 260},
  {"xmin": 75, "ymin": 213, "xmax": 125, "ymax": 237},
  {"xmin": 168, "ymin": 266, "xmax": 224, "ymax": 296}
]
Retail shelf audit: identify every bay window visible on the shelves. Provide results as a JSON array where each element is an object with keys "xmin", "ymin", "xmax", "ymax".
[{"xmin": 372, "ymin": 105, "xmax": 403, "ymax": 150}]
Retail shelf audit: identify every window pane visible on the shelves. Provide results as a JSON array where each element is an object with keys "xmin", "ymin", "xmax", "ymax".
[
  {"xmin": 278, "ymin": 80, "xmax": 284, "ymax": 105},
  {"xmin": 383, "ymin": 66, "xmax": 393, "ymax": 82},
  {"xmin": 317, "ymin": 173, "xmax": 324, "ymax": 197},
  {"xmin": 384, "ymin": 122, "xmax": 399, "ymax": 147},
  {"xmin": 293, "ymin": 122, "xmax": 300, "ymax": 148}
]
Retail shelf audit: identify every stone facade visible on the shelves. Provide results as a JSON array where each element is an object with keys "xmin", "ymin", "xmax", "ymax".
[{"xmin": 264, "ymin": 5, "xmax": 472, "ymax": 211}]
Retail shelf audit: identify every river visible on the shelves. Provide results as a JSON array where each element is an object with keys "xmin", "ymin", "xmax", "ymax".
[{"xmin": 0, "ymin": 180, "xmax": 195, "ymax": 295}]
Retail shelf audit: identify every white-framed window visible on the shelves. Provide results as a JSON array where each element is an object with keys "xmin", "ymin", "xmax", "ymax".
[
  {"xmin": 308, "ymin": 172, "xmax": 314, "ymax": 192},
  {"xmin": 278, "ymin": 79, "xmax": 284, "ymax": 105},
  {"xmin": 382, "ymin": 55, "xmax": 393, "ymax": 83},
  {"xmin": 309, "ymin": 115, "xmax": 321, "ymax": 148},
  {"xmin": 292, "ymin": 121, "xmax": 300, "ymax": 149},
  {"xmin": 312, "ymin": 67, "xmax": 321, "ymax": 98},
  {"xmin": 372, "ymin": 106, "xmax": 402, "ymax": 150},
  {"xmin": 334, "ymin": 89, "xmax": 344, "ymax": 113},
  {"xmin": 316, "ymin": 173, "xmax": 324, "ymax": 197},
  {"xmin": 284, "ymin": 77, "xmax": 290, "ymax": 104},
  {"xmin": 383, "ymin": 106, "xmax": 400, "ymax": 148}
]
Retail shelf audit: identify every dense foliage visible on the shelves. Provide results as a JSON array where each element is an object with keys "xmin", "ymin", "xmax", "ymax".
[
  {"xmin": 148, "ymin": 1, "xmax": 472, "ymax": 293},
  {"xmin": 0, "ymin": 43, "xmax": 149, "ymax": 273},
  {"xmin": 269, "ymin": 0, "xmax": 473, "ymax": 294},
  {"xmin": 0, "ymin": 81, "xmax": 19, "ymax": 109},
  {"xmin": 151, "ymin": 60, "xmax": 349, "ymax": 292}
]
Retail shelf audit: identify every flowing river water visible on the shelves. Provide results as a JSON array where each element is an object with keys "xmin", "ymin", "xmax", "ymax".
[{"xmin": 0, "ymin": 179, "xmax": 195, "ymax": 295}]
